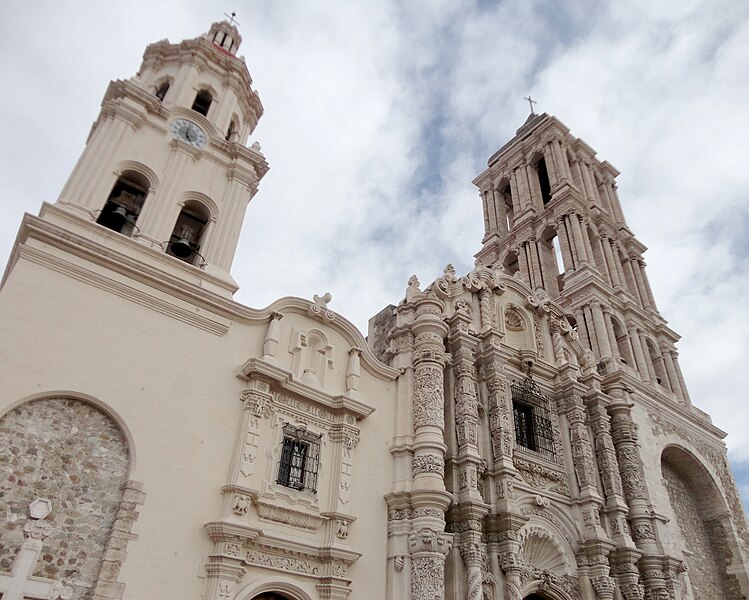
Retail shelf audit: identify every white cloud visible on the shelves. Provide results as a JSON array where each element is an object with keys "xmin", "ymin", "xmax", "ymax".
[{"xmin": 1, "ymin": 0, "xmax": 748, "ymax": 508}]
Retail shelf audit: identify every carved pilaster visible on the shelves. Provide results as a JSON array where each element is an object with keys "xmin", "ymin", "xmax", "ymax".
[
  {"xmin": 608, "ymin": 389, "xmax": 662, "ymax": 592},
  {"xmin": 499, "ymin": 551, "xmax": 524, "ymax": 600},
  {"xmin": 408, "ymin": 528, "xmax": 452, "ymax": 600}
]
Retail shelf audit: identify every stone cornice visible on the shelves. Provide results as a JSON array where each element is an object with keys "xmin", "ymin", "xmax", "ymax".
[{"xmin": 238, "ymin": 357, "xmax": 377, "ymax": 419}]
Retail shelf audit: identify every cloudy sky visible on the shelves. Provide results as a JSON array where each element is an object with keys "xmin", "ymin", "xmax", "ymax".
[{"xmin": 1, "ymin": 1, "xmax": 748, "ymax": 507}]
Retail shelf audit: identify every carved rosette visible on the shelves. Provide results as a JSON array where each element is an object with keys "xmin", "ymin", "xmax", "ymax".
[{"xmin": 409, "ymin": 528, "xmax": 452, "ymax": 600}]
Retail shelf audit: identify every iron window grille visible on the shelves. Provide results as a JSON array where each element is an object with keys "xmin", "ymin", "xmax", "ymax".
[
  {"xmin": 511, "ymin": 367, "xmax": 556, "ymax": 460},
  {"xmin": 277, "ymin": 424, "xmax": 321, "ymax": 492}
]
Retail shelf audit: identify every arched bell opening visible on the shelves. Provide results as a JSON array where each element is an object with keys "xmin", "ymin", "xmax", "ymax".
[
  {"xmin": 155, "ymin": 79, "xmax": 170, "ymax": 102},
  {"xmin": 531, "ymin": 152, "xmax": 552, "ymax": 206},
  {"xmin": 96, "ymin": 170, "xmax": 149, "ymax": 236},
  {"xmin": 503, "ymin": 250, "xmax": 520, "ymax": 277},
  {"xmin": 610, "ymin": 315, "xmax": 633, "ymax": 367},
  {"xmin": 192, "ymin": 89, "xmax": 213, "ymax": 117},
  {"xmin": 166, "ymin": 201, "xmax": 210, "ymax": 266}
]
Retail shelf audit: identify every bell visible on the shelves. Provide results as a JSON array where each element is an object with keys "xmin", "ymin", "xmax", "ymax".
[
  {"xmin": 109, "ymin": 205, "xmax": 129, "ymax": 228},
  {"xmin": 171, "ymin": 237, "xmax": 193, "ymax": 258}
]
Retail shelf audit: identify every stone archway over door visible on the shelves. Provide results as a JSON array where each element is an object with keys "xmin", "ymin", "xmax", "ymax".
[
  {"xmin": 0, "ymin": 397, "xmax": 130, "ymax": 600},
  {"xmin": 251, "ymin": 594, "xmax": 293, "ymax": 600},
  {"xmin": 661, "ymin": 446, "xmax": 742, "ymax": 599}
]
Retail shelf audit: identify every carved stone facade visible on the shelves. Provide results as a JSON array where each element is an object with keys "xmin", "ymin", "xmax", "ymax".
[{"xmin": 1, "ymin": 21, "xmax": 748, "ymax": 600}]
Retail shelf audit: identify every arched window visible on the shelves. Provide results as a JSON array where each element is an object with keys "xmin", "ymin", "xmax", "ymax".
[
  {"xmin": 225, "ymin": 118, "xmax": 238, "ymax": 142},
  {"xmin": 611, "ymin": 317, "xmax": 633, "ymax": 366},
  {"xmin": 533, "ymin": 155, "xmax": 552, "ymax": 205},
  {"xmin": 155, "ymin": 81, "xmax": 170, "ymax": 102},
  {"xmin": 499, "ymin": 181, "xmax": 514, "ymax": 230},
  {"xmin": 166, "ymin": 201, "xmax": 210, "ymax": 265},
  {"xmin": 502, "ymin": 250, "xmax": 519, "ymax": 276},
  {"xmin": 96, "ymin": 171, "xmax": 149, "ymax": 236},
  {"xmin": 191, "ymin": 90, "xmax": 213, "ymax": 117}
]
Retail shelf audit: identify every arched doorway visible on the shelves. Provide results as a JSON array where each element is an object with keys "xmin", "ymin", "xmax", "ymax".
[
  {"xmin": 251, "ymin": 594, "xmax": 292, "ymax": 600},
  {"xmin": 525, "ymin": 594, "xmax": 549, "ymax": 599}
]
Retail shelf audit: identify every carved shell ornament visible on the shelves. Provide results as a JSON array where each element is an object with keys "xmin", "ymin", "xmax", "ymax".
[{"xmin": 505, "ymin": 306, "xmax": 524, "ymax": 331}]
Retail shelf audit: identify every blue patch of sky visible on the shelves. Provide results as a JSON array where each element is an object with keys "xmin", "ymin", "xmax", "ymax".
[{"xmin": 732, "ymin": 460, "xmax": 749, "ymax": 512}]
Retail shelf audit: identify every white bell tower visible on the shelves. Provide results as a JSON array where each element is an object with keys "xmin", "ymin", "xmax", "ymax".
[{"xmin": 54, "ymin": 20, "xmax": 268, "ymax": 297}]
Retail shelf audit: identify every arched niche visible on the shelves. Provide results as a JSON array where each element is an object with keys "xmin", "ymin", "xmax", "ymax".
[
  {"xmin": 0, "ymin": 394, "xmax": 131, "ymax": 596},
  {"xmin": 661, "ymin": 444, "xmax": 742, "ymax": 599}
]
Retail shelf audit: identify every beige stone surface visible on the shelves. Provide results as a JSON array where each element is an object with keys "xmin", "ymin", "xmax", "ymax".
[{"xmin": 1, "ymin": 20, "xmax": 748, "ymax": 600}]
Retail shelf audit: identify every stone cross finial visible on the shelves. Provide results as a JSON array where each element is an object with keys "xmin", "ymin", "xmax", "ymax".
[{"xmin": 523, "ymin": 95, "xmax": 537, "ymax": 114}]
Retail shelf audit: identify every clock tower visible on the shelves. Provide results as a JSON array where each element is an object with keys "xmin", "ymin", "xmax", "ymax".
[{"xmin": 55, "ymin": 19, "xmax": 267, "ymax": 296}]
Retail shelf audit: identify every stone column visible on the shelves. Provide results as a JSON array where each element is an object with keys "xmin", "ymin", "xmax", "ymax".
[
  {"xmin": 564, "ymin": 216, "xmax": 581, "ymax": 268},
  {"xmin": 459, "ymin": 543, "xmax": 484, "ymax": 600},
  {"xmin": 611, "ymin": 243, "xmax": 628, "ymax": 291},
  {"xmin": 526, "ymin": 239, "xmax": 544, "ymax": 290},
  {"xmin": 481, "ymin": 189, "xmax": 491, "ymax": 235},
  {"xmin": 517, "ymin": 244, "xmax": 531, "ymax": 284},
  {"xmin": 637, "ymin": 260, "xmax": 658, "ymax": 311},
  {"xmin": 484, "ymin": 188, "xmax": 498, "ymax": 234},
  {"xmin": 543, "ymin": 144, "xmax": 560, "ymax": 187},
  {"xmin": 671, "ymin": 351, "xmax": 692, "ymax": 406},
  {"xmin": 410, "ymin": 291, "xmax": 452, "ymax": 600},
  {"xmin": 639, "ymin": 334, "xmax": 658, "ymax": 383},
  {"xmin": 608, "ymin": 392, "xmax": 666, "ymax": 600},
  {"xmin": 583, "ymin": 305, "xmax": 600, "ymax": 356},
  {"xmin": 581, "ymin": 219, "xmax": 597, "ymax": 269},
  {"xmin": 525, "ymin": 164, "xmax": 542, "ymax": 212},
  {"xmin": 575, "ymin": 308, "xmax": 592, "ymax": 351},
  {"xmin": 626, "ymin": 323, "xmax": 649, "ymax": 381},
  {"xmin": 580, "ymin": 161, "xmax": 599, "ymax": 205},
  {"xmin": 660, "ymin": 347, "xmax": 683, "ymax": 403},
  {"xmin": 632, "ymin": 259, "xmax": 653, "ymax": 310},
  {"xmin": 602, "ymin": 237, "xmax": 622, "ymax": 288},
  {"xmin": 569, "ymin": 212, "xmax": 589, "ymax": 264},
  {"xmin": 554, "ymin": 219, "xmax": 575, "ymax": 272},
  {"xmin": 499, "ymin": 551, "xmax": 523, "ymax": 600},
  {"xmin": 622, "ymin": 257, "xmax": 642, "ymax": 303},
  {"xmin": 510, "ymin": 169, "xmax": 524, "ymax": 219},
  {"xmin": 591, "ymin": 301, "xmax": 613, "ymax": 360},
  {"xmin": 602, "ymin": 308, "xmax": 620, "ymax": 365},
  {"xmin": 494, "ymin": 189, "xmax": 509, "ymax": 235},
  {"xmin": 594, "ymin": 235, "xmax": 613, "ymax": 285}
]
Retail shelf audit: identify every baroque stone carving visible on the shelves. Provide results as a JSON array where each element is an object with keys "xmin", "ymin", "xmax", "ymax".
[
  {"xmin": 413, "ymin": 453, "xmax": 445, "ymax": 476},
  {"xmin": 514, "ymin": 456, "xmax": 569, "ymax": 495},
  {"xmin": 246, "ymin": 550, "xmax": 320, "ymax": 575},
  {"xmin": 308, "ymin": 292, "xmax": 335, "ymax": 323},
  {"xmin": 413, "ymin": 365, "xmax": 445, "ymax": 429},
  {"xmin": 253, "ymin": 500, "xmax": 326, "ymax": 530}
]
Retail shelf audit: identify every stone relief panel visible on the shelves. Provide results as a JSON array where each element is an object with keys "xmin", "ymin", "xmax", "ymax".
[{"xmin": 0, "ymin": 398, "xmax": 129, "ymax": 600}]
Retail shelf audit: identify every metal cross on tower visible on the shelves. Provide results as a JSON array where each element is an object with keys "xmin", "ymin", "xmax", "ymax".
[
  {"xmin": 523, "ymin": 95, "xmax": 538, "ymax": 115},
  {"xmin": 224, "ymin": 11, "xmax": 239, "ymax": 26}
]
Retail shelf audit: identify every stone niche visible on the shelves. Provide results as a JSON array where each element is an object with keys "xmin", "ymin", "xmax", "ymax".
[{"xmin": 0, "ymin": 397, "xmax": 129, "ymax": 600}]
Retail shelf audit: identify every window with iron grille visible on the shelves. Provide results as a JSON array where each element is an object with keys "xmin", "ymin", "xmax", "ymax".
[
  {"xmin": 277, "ymin": 425, "xmax": 321, "ymax": 492},
  {"xmin": 511, "ymin": 370, "xmax": 556, "ymax": 460}
]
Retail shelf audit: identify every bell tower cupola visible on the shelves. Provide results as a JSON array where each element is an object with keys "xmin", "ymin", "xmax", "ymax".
[{"xmin": 54, "ymin": 21, "xmax": 267, "ymax": 297}]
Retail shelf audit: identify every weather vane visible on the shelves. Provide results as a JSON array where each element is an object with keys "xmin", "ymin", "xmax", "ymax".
[
  {"xmin": 524, "ymin": 95, "xmax": 537, "ymax": 115},
  {"xmin": 224, "ymin": 11, "xmax": 239, "ymax": 26}
]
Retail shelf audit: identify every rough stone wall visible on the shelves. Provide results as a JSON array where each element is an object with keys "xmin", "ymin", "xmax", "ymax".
[
  {"xmin": 367, "ymin": 304, "xmax": 397, "ymax": 365},
  {"xmin": 0, "ymin": 397, "xmax": 129, "ymax": 599},
  {"xmin": 661, "ymin": 459, "xmax": 728, "ymax": 599}
]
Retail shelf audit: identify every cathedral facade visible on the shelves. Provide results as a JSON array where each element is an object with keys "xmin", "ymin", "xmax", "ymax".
[{"xmin": 0, "ymin": 22, "xmax": 747, "ymax": 600}]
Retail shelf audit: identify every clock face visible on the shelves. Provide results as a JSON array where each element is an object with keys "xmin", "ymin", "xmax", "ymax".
[{"xmin": 169, "ymin": 119, "xmax": 207, "ymax": 148}]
